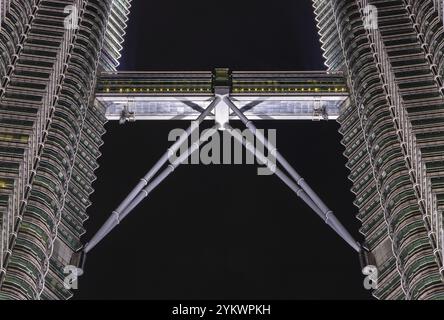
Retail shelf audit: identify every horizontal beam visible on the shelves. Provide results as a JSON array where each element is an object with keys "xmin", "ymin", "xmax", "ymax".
[
  {"xmin": 100, "ymin": 96, "xmax": 347, "ymax": 121},
  {"xmin": 95, "ymin": 70, "xmax": 349, "ymax": 121}
]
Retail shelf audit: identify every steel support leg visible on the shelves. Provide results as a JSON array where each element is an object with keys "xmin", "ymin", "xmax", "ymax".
[
  {"xmin": 111, "ymin": 97, "xmax": 219, "ymax": 221},
  {"xmin": 84, "ymin": 125, "xmax": 219, "ymax": 254},
  {"xmin": 224, "ymin": 99, "xmax": 362, "ymax": 253},
  {"xmin": 83, "ymin": 98, "xmax": 218, "ymax": 254}
]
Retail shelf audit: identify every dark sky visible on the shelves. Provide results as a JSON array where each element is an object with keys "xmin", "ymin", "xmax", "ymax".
[{"xmin": 74, "ymin": 0, "xmax": 373, "ymax": 300}]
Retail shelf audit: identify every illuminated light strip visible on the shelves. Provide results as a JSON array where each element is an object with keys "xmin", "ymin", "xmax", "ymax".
[
  {"xmin": 0, "ymin": 134, "xmax": 29, "ymax": 143},
  {"xmin": 103, "ymin": 86, "xmax": 346, "ymax": 94}
]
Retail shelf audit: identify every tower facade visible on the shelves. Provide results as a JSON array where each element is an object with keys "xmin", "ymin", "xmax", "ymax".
[
  {"xmin": 313, "ymin": 0, "xmax": 444, "ymax": 299},
  {"xmin": 0, "ymin": 0, "xmax": 130, "ymax": 299},
  {"xmin": 0, "ymin": 0, "xmax": 10, "ymax": 24}
]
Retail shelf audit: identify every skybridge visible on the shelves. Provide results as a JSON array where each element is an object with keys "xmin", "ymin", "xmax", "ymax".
[
  {"xmin": 95, "ymin": 69, "xmax": 349, "ymax": 122},
  {"xmin": 79, "ymin": 68, "xmax": 370, "ymax": 273}
]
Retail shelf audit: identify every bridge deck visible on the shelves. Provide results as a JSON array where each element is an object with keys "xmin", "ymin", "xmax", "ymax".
[{"xmin": 95, "ymin": 70, "xmax": 349, "ymax": 121}]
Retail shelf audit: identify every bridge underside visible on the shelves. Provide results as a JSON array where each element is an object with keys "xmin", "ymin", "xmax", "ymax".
[{"xmin": 95, "ymin": 70, "xmax": 350, "ymax": 122}]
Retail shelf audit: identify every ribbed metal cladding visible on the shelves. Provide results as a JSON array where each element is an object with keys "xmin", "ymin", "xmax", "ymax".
[
  {"xmin": 99, "ymin": 0, "xmax": 132, "ymax": 71},
  {"xmin": 313, "ymin": 0, "xmax": 444, "ymax": 299},
  {"xmin": 312, "ymin": 0, "xmax": 346, "ymax": 71},
  {"xmin": 0, "ymin": 0, "xmax": 10, "ymax": 26},
  {"xmin": 0, "ymin": 0, "xmax": 130, "ymax": 300}
]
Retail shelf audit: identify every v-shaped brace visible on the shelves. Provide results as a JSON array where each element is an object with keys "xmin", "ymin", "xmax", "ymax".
[{"xmin": 79, "ymin": 93, "xmax": 364, "ymax": 271}]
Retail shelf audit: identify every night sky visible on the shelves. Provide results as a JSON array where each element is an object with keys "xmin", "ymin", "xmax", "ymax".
[{"xmin": 74, "ymin": 0, "xmax": 373, "ymax": 300}]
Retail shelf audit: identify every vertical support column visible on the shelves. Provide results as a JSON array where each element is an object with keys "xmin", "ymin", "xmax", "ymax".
[{"xmin": 214, "ymin": 87, "xmax": 230, "ymax": 131}]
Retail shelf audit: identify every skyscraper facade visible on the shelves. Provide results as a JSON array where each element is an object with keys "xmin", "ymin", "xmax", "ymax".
[
  {"xmin": 313, "ymin": 0, "xmax": 444, "ymax": 299},
  {"xmin": 0, "ymin": 0, "xmax": 130, "ymax": 299},
  {"xmin": 0, "ymin": 0, "xmax": 10, "ymax": 25}
]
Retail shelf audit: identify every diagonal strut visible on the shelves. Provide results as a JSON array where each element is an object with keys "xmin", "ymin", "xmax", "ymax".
[
  {"xmin": 83, "ymin": 102, "xmax": 220, "ymax": 254},
  {"xmin": 224, "ymin": 98, "xmax": 362, "ymax": 253}
]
